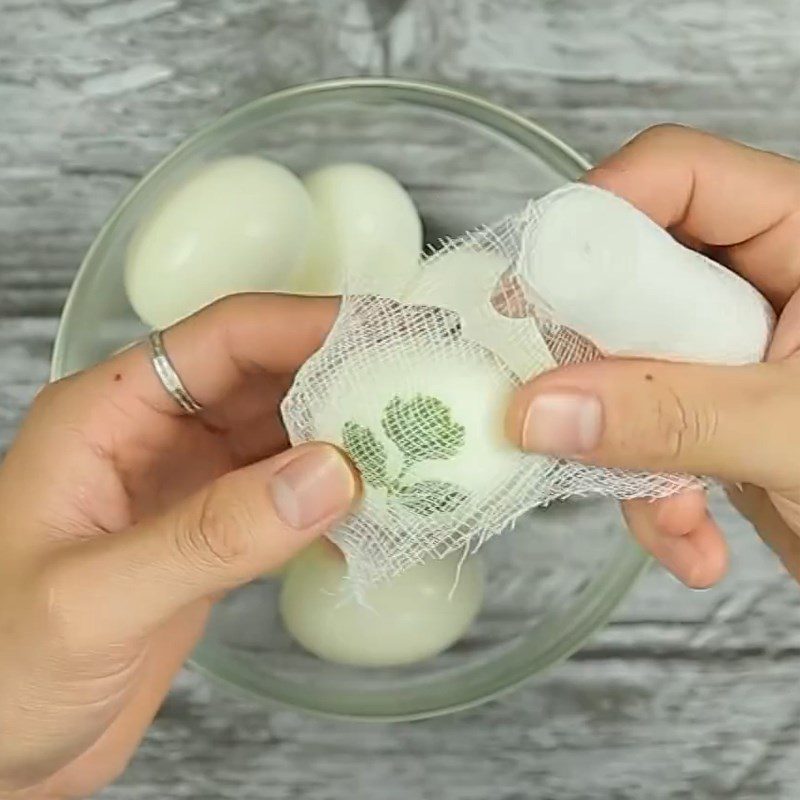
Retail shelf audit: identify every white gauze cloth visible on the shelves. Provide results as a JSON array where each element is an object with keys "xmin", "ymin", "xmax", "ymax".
[{"xmin": 281, "ymin": 182, "xmax": 775, "ymax": 589}]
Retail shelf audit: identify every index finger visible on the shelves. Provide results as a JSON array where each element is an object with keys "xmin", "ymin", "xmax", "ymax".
[
  {"xmin": 66, "ymin": 293, "xmax": 339, "ymax": 418},
  {"xmin": 585, "ymin": 124, "xmax": 800, "ymax": 308}
]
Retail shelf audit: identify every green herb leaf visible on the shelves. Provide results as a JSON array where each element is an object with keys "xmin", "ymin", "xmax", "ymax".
[
  {"xmin": 381, "ymin": 394, "xmax": 465, "ymax": 464},
  {"xmin": 342, "ymin": 421, "xmax": 389, "ymax": 488},
  {"xmin": 397, "ymin": 480, "xmax": 469, "ymax": 516}
]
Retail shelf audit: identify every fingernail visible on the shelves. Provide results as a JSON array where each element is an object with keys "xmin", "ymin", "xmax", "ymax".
[
  {"xmin": 270, "ymin": 446, "xmax": 356, "ymax": 529},
  {"xmin": 658, "ymin": 541, "xmax": 715, "ymax": 591},
  {"xmin": 521, "ymin": 391, "xmax": 603, "ymax": 456}
]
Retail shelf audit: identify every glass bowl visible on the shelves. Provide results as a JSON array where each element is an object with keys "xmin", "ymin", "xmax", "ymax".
[{"xmin": 51, "ymin": 78, "xmax": 648, "ymax": 720}]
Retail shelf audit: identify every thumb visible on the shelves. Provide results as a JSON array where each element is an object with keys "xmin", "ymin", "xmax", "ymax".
[
  {"xmin": 506, "ymin": 358, "xmax": 799, "ymax": 488},
  {"xmin": 47, "ymin": 442, "xmax": 358, "ymax": 639}
]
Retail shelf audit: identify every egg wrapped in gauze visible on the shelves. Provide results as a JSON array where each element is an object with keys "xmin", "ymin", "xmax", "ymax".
[
  {"xmin": 521, "ymin": 182, "xmax": 775, "ymax": 364},
  {"xmin": 282, "ymin": 292, "xmax": 539, "ymax": 590},
  {"xmin": 281, "ymin": 182, "xmax": 773, "ymax": 590}
]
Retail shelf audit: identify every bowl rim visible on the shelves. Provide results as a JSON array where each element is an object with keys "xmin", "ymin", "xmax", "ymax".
[
  {"xmin": 189, "ymin": 540, "xmax": 650, "ymax": 722},
  {"xmin": 51, "ymin": 76, "xmax": 648, "ymax": 722}
]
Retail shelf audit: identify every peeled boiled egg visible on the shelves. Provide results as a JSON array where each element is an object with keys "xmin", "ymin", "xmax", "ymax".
[
  {"xmin": 294, "ymin": 163, "xmax": 423, "ymax": 297},
  {"xmin": 125, "ymin": 156, "xmax": 313, "ymax": 328},
  {"xmin": 312, "ymin": 342, "xmax": 523, "ymax": 510},
  {"xmin": 404, "ymin": 247, "xmax": 557, "ymax": 381},
  {"xmin": 279, "ymin": 540, "xmax": 484, "ymax": 667}
]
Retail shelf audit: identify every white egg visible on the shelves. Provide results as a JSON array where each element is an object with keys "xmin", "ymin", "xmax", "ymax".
[
  {"xmin": 280, "ymin": 540, "xmax": 484, "ymax": 667},
  {"xmin": 312, "ymin": 342, "xmax": 523, "ymax": 510},
  {"xmin": 125, "ymin": 156, "xmax": 313, "ymax": 328},
  {"xmin": 294, "ymin": 163, "xmax": 423, "ymax": 297},
  {"xmin": 405, "ymin": 248, "xmax": 557, "ymax": 381}
]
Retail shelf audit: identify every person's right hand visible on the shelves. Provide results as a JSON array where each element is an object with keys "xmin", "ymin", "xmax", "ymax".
[{"xmin": 507, "ymin": 125, "xmax": 800, "ymax": 588}]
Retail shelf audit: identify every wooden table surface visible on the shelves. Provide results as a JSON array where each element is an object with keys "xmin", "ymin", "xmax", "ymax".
[{"xmin": 3, "ymin": 1, "xmax": 800, "ymax": 797}]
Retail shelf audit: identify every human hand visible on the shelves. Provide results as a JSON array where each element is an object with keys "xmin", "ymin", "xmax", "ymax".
[
  {"xmin": 0, "ymin": 294, "xmax": 357, "ymax": 798},
  {"xmin": 506, "ymin": 124, "xmax": 800, "ymax": 589}
]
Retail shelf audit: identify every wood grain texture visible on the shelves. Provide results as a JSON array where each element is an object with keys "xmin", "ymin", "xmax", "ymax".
[{"xmin": 3, "ymin": 0, "xmax": 800, "ymax": 797}]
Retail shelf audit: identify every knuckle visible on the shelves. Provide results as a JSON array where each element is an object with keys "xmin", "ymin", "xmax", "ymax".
[
  {"xmin": 177, "ymin": 480, "xmax": 257, "ymax": 572},
  {"xmin": 650, "ymin": 387, "xmax": 717, "ymax": 463},
  {"xmin": 632, "ymin": 122, "xmax": 692, "ymax": 149}
]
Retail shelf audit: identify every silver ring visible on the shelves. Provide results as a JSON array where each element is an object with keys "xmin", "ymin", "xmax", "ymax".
[{"xmin": 147, "ymin": 330, "xmax": 204, "ymax": 415}]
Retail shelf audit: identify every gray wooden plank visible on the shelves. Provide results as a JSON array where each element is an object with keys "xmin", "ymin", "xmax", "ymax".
[
  {"xmin": 388, "ymin": 0, "xmax": 800, "ymax": 157},
  {"xmin": 0, "ymin": 318, "xmax": 57, "ymax": 448},
  {"xmin": 98, "ymin": 658, "xmax": 800, "ymax": 800}
]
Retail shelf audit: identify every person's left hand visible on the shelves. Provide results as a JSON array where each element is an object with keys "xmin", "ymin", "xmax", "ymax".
[
  {"xmin": 0, "ymin": 294, "xmax": 357, "ymax": 798},
  {"xmin": 506, "ymin": 125, "xmax": 800, "ymax": 591}
]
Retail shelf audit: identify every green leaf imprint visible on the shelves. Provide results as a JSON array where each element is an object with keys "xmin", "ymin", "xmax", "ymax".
[
  {"xmin": 342, "ymin": 394, "xmax": 470, "ymax": 513},
  {"xmin": 342, "ymin": 421, "xmax": 389, "ymax": 488},
  {"xmin": 381, "ymin": 394, "xmax": 466, "ymax": 464},
  {"xmin": 397, "ymin": 480, "xmax": 469, "ymax": 516}
]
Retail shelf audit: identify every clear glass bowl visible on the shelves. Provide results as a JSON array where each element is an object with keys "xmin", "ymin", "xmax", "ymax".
[{"xmin": 51, "ymin": 78, "xmax": 648, "ymax": 720}]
